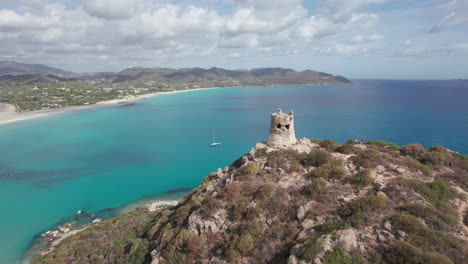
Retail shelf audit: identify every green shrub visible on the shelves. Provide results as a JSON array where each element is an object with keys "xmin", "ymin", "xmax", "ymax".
[
  {"xmin": 241, "ymin": 181, "xmax": 256, "ymax": 197},
  {"xmin": 231, "ymin": 156, "xmax": 245, "ymax": 168},
  {"xmin": 436, "ymin": 172, "xmax": 468, "ymax": 189},
  {"xmin": 265, "ymin": 149, "xmax": 305, "ymax": 170},
  {"xmin": 173, "ymin": 229, "xmax": 196, "ymax": 250},
  {"xmin": 413, "ymin": 180, "xmax": 456, "ymax": 207},
  {"xmin": 228, "ymin": 199, "xmax": 249, "ymax": 221},
  {"xmin": 301, "ymin": 149, "xmax": 333, "ymax": 167},
  {"xmin": 238, "ymin": 220, "xmax": 262, "ymax": 239},
  {"xmin": 256, "ymin": 182, "xmax": 277, "ymax": 202},
  {"xmin": 392, "ymin": 214, "xmax": 467, "ymax": 263},
  {"xmin": 202, "ymin": 172, "xmax": 219, "ymax": 185},
  {"xmin": 323, "ymin": 245, "xmax": 368, "ymax": 264},
  {"xmin": 392, "ymin": 214, "xmax": 426, "ymax": 234},
  {"xmin": 319, "ymin": 139, "xmax": 337, "ymax": 149},
  {"xmin": 199, "ymin": 195, "xmax": 223, "ymax": 219},
  {"xmin": 308, "ymin": 178, "xmax": 328, "ymax": 201},
  {"xmin": 225, "ymin": 248, "xmax": 240, "ymax": 263},
  {"xmin": 356, "ymin": 149, "xmax": 382, "ymax": 168},
  {"xmin": 253, "ymin": 148, "xmax": 268, "ymax": 159},
  {"xmin": 236, "ymin": 234, "xmax": 254, "ymax": 255},
  {"xmin": 421, "ymin": 151, "xmax": 450, "ymax": 167},
  {"xmin": 394, "ymin": 157, "xmax": 433, "ymax": 176},
  {"xmin": 297, "ymin": 237, "xmax": 323, "ymax": 262},
  {"xmin": 401, "ymin": 203, "xmax": 457, "ymax": 231},
  {"xmin": 309, "ymin": 159, "xmax": 346, "ymax": 180},
  {"xmin": 172, "ymin": 205, "xmax": 191, "ymax": 225},
  {"xmin": 222, "ymin": 182, "xmax": 243, "ymax": 203},
  {"xmin": 315, "ymin": 218, "xmax": 346, "ymax": 235},
  {"xmin": 310, "ymin": 138, "xmax": 322, "ymax": 144},
  {"xmin": 351, "ymin": 169, "xmax": 375, "ymax": 187},
  {"xmin": 385, "ymin": 241, "xmax": 453, "ymax": 264},
  {"xmin": 401, "ymin": 143, "xmax": 426, "ymax": 157},
  {"xmin": 237, "ymin": 162, "xmax": 260, "ymax": 180},
  {"xmin": 339, "ymin": 195, "xmax": 387, "ymax": 227},
  {"xmin": 336, "ymin": 143, "xmax": 355, "ymax": 154},
  {"xmin": 187, "ymin": 234, "xmax": 207, "ymax": 252},
  {"xmin": 367, "ymin": 140, "xmax": 401, "ymax": 151},
  {"xmin": 428, "ymin": 145, "xmax": 446, "ymax": 152}
]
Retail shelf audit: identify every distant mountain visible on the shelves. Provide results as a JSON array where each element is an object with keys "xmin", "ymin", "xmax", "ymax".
[
  {"xmin": 0, "ymin": 61, "xmax": 75, "ymax": 77},
  {"xmin": 0, "ymin": 74, "xmax": 76, "ymax": 84},
  {"xmin": 0, "ymin": 62, "xmax": 351, "ymax": 89},
  {"xmin": 112, "ymin": 66, "xmax": 351, "ymax": 85}
]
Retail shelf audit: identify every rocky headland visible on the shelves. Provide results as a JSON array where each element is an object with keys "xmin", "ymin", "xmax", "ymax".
[
  {"xmin": 31, "ymin": 136, "xmax": 468, "ymax": 264},
  {"xmin": 30, "ymin": 105, "xmax": 468, "ymax": 264}
]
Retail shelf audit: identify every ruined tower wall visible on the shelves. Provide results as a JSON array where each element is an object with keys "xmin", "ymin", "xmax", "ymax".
[{"xmin": 267, "ymin": 108, "xmax": 297, "ymax": 148}]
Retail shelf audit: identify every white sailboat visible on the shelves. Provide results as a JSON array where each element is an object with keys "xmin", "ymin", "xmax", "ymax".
[{"xmin": 210, "ymin": 130, "xmax": 221, "ymax": 147}]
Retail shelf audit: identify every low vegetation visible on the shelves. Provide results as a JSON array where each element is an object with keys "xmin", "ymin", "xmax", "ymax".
[
  {"xmin": 323, "ymin": 245, "xmax": 368, "ymax": 264},
  {"xmin": 390, "ymin": 214, "xmax": 467, "ymax": 263},
  {"xmin": 339, "ymin": 195, "xmax": 387, "ymax": 227},
  {"xmin": 31, "ymin": 207, "xmax": 156, "ymax": 264},
  {"xmin": 385, "ymin": 240, "xmax": 454, "ymax": 264},
  {"xmin": 300, "ymin": 149, "xmax": 333, "ymax": 167},
  {"xmin": 367, "ymin": 140, "xmax": 401, "ymax": 151},
  {"xmin": 350, "ymin": 168, "xmax": 375, "ymax": 187},
  {"xmin": 355, "ymin": 149, "xmax": 383, "ymax": 168},
  {"xmin": 308, "ymin": 159, "xmax": 346, "ymax": 180},
  {"xmin": 407, "ymin": 180, "xmax": 456, "ymax": 208}
]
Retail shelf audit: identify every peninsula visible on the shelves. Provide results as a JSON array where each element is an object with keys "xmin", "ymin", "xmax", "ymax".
[
  {"xmin": 0, "ymin": 61, "xmax": 350, "ymax": 113},
  {"xmin": 31, "ymin": 109, "xmax": 468, "ymax": 264}
]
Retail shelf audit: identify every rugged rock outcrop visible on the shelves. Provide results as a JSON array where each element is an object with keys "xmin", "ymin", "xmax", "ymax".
[{"xmin": 32, "ymin": 139, "xmax": 468, "ymax": 264}]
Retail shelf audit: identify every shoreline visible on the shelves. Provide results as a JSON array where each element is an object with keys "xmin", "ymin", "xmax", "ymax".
[
  {"xmin": 0, "ymin": 87, "xmax": 220, "ymax": 126},
  {"xmin": 0, "ymin": 82, "xmax": 345, "ymax": 126},
  {"xmin": 21, "ymin": 196, "xmax": 183, "ymax": 264},
  {"xmin": 37, "ymin": 200, "xmax": 179, "ymax": 258}
]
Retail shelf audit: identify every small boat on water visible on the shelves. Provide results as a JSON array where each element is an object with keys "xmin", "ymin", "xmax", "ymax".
[{"xmin": 210, "ymin": 131, "xmax": 221, "ymax": 147}]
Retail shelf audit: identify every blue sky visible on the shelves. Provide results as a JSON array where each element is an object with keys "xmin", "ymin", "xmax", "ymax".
[{"xmin": 0, "ymin": 0, "xmax": 467, "ymax": 78}]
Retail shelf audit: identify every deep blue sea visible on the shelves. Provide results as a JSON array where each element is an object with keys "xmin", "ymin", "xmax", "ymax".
[{"xmin": 0, "ymin": 80, "xmax": 467, "ymax": 263}]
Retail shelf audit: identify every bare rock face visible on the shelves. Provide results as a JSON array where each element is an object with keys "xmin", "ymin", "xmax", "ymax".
[
  {"xmin": 336, "ymin": 229, "xmax": 358, "ymax": 251},
  {"xmin": 297, "ymin": 201, "xmax": 318, "ymax": 221},
  {"xmin": 267, "ymin": 108, "xmax": 297, "ymax": 148},
  {"xmin": 188, "ymin": 209, "xmax": 227, "ymax": 234}
]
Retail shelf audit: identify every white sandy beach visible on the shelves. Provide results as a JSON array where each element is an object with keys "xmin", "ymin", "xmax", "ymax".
[{"xmin": 0, "ymin": 87, "xmax": 217, "ymax": 126}]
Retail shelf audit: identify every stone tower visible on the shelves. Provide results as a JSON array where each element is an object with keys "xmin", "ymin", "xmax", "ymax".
[{"xmin": 267, "ymin": 108, "xmax": 296, "ymax": 148}]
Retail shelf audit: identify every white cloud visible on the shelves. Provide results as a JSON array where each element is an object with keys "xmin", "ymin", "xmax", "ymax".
[
  {"xmin": 295, "ymin": 16, "xmax": 335, "ymax": 39},
  {"xmin": 324, "ymin": 44, "xmax": 368, "ymax": 56},
  {"xmin": 0, "ymin": 8, "xmax": 58, "ymax": 31},
  {"xmin": 353, "ymin": 33, "xmax": 384, "ymax": 42},
  {"xmin": 368, "ymin": 33, "xmax": 384, "ymax": 41},
  {"xmin": 82, "ymin": 0, "xmax": 146, "ymax": 20},
  {"xmin": 325, "ymin": 0, "xmax": 387, "ymax": 22},
  {"xmin": 1, "ymin": 0, "xmax": 465, "ymax": 74},
  {"xmin": 430, "ymin": 0, "xmax": 468, "ymax": 33},
  {"xmin": 403, "ymin": 40, "xmax": 413, "ymax": 46},
  {"xmin": 430, "ymin": 11, "xmax": 468, "ymax": 33}
]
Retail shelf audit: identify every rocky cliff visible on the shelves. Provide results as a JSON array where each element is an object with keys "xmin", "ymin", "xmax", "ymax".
[{"xmin": 32, "ymin": 139, "xmax": 468, "ymax": 264}]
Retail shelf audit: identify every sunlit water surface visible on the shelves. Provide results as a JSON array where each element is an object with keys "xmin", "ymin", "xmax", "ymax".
[{"xmin": 0, "ymin": 80, "xmax": 467, "ymax": 263}]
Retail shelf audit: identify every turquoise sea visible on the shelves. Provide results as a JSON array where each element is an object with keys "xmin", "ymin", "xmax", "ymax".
[{"xmin": 1, "ymin": 80, "xmax": 467, "ymax": 263}]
